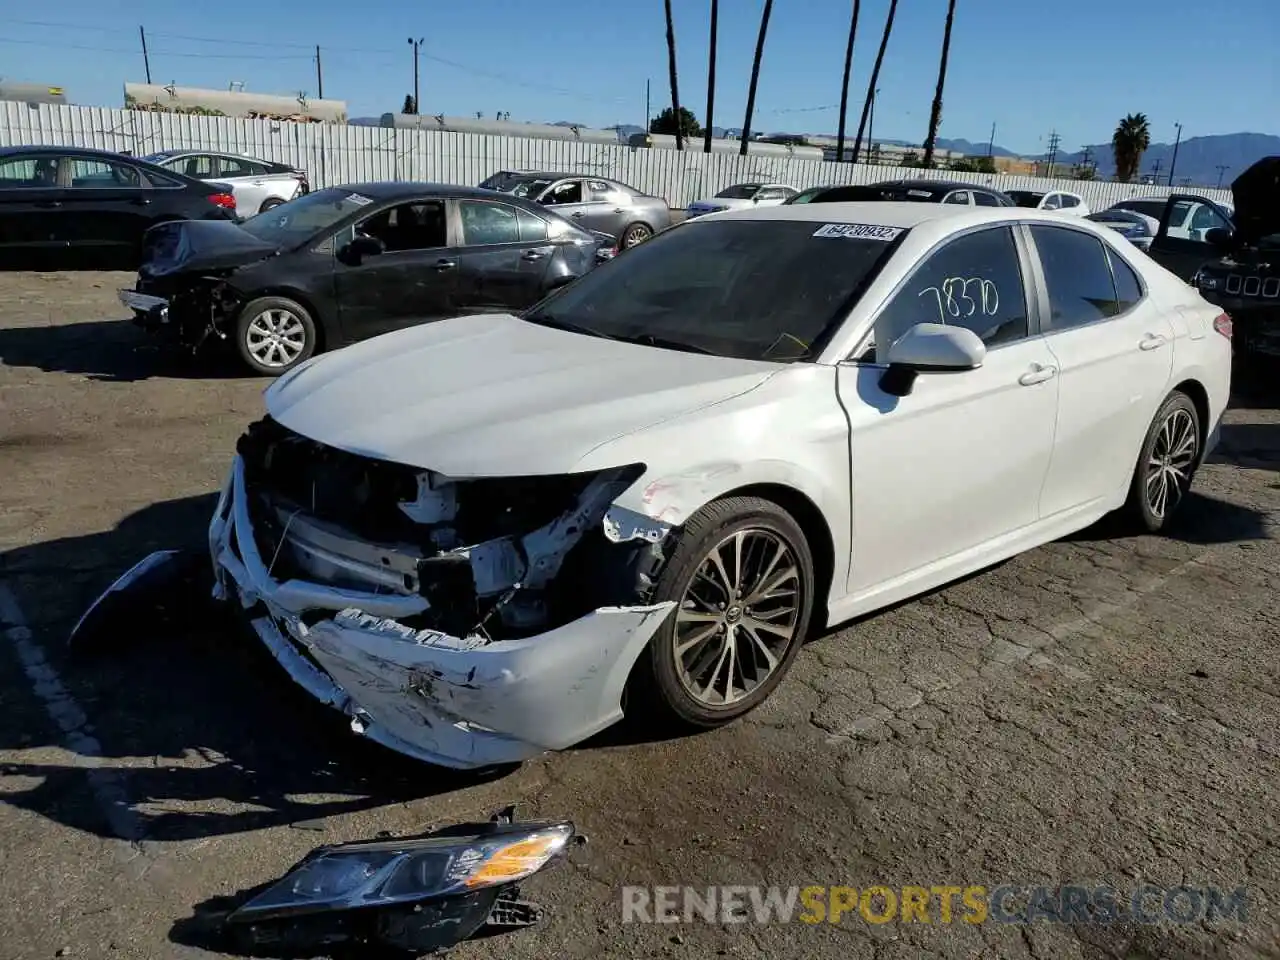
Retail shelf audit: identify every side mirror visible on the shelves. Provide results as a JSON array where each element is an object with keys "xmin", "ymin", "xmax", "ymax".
[
  {"xmin": 1204, "ymin": 227, "xmax": 1234, "ymax": 249},
  {"xmin": 343, "ymin": 234, "xmax": 385, "ymax": 261},
  {"xmin": 879, "ymin": 323, "xmax": 986, "ymax": 397}
]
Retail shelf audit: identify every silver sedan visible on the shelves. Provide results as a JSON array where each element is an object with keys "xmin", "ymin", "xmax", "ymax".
[
  {"xmin": 479, "ymin": 170, "xmax": 672, "ymax": 247},
  {"xmin": 140, "ymin": 150, "xmax": 310, "ymax": 218}
]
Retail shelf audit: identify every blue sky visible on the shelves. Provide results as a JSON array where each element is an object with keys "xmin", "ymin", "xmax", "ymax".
[{"xmin": 1, "ymin": 0, "xmax": 1275, "ymax": 155}]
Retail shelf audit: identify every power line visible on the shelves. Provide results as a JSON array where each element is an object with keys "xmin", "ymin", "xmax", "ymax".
[{"xmin": 0, "ymin": 35, "xmax": 312, "ymax": 60}]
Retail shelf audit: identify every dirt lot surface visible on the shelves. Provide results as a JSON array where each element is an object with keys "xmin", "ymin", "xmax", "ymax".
[{"xmin": 1, "ymin": 271, "xmax": 1277, "ymax": 960}]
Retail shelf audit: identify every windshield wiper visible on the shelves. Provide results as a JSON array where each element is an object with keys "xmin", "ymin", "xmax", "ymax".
[
  {"xmin": 618, "ymin": 334, "xmax": 716, "ymax": 355},
  {"xmin": 522, "ymin": 313, "xmax": 618, "ymax": 341}
]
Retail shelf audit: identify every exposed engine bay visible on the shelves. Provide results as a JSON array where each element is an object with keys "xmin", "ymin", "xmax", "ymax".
[{"xmin": 235, "ymin": 416, "xmax": 672, "ymax": 643}]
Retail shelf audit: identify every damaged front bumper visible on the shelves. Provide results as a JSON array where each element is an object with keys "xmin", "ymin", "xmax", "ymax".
[{"xmin": 208, "ymin": 455, "xmax": 675, "ymax": 770}]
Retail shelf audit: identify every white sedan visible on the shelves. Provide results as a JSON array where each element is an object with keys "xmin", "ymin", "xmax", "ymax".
[
  {"xmin": 196, "ymin": 201, "xmax": 1231, "ymax": 769},
  {"xmin": 686, "ymin": 182, "xmax": 798, "ymax": 217}
]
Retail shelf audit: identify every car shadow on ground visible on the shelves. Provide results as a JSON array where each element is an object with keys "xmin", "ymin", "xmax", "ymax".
[
  {"xmin": 0, "ymin": 494, "xmax": 516, "ymax": 845},
  {"xmin": 0, "ymin": 318, "xmax": 249, "ymax": 382}
]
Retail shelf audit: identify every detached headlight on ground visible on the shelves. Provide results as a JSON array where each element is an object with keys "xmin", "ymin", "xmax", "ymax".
[{"xmin": 229, "ymin": 822, "xmax": 575, "ymax": 922}]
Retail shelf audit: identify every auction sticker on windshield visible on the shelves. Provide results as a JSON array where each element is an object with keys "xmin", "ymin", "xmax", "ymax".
[
  {"xmin": 348, "ymin": 193, "xmax": 373, "ymax": 206},
  {"xmin": 812, "ymin": 223, "xmax": 904, "ymax": 241}
]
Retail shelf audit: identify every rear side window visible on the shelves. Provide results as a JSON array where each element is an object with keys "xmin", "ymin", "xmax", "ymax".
[
  {"xmin": 1059, "ymin": 194, "xmax": 1080, "ymax": 208},
  {"xmin": 1030, "ymin": 225, "xmax": 1120, "ymax": 329},
  {"xmin": 0, "ymin": 157, "xmax": 40, "ymax": 185},
  {"xmin": 459, "ymin": 199, "xmax": 521, "ymax": 245},
  {"xmin": 973, "ymin": 191, "xmax": 1002, "ymax": 207},
  {"xmin": 516, "ymin": 207, "xmax": 549, "ymax": 241},
  {"xmin": 1107, "ymin": 248, "xmax": 1143, "ymax": 312}
]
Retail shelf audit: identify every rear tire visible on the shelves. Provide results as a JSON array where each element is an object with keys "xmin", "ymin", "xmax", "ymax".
[
  {"xmin": 234, "ymin": 296, "xmax": 317, "ymax": 377},
  {"xmin": 1123, "ymin": 391, "xmax": 1201, "ymax": 533},
  {"xmin": 259, "ymin": 197, "xmax": 285, "ymax": 213},
  {"xmin": 629, "ymin": 496, "xmax": 815, "ymax": 729},
  {"xmin": 620, "ymin": 222, "xmax": 653, "ymax": 248}
]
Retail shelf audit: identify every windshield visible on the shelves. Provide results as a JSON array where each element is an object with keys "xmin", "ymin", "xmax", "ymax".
[
  {"xmin": 522, "ymin": 219, "xmax": 902, "ymax": 362},
  {"xmin": 1006, "ymin": 190, "xmax": 1045, "ymax": 208},
  {"xmin": 238, "ymin": 187, "xmax": 372, "ymax": 245},
  {"xmin": 798, "ymin": 185, "xmax": 887, "ymax": 204},
  {"xmin": 140, "ymin": 151, "xmax": 179, "ymax": 164},
  {"xmin": 716, "ymin": 184, "xmax": 762, "ymax": 199}
]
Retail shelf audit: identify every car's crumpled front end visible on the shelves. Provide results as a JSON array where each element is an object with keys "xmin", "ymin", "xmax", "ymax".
[{"xmin": 208, "ymin": 416, "xmax": 676, "ymax": 769}]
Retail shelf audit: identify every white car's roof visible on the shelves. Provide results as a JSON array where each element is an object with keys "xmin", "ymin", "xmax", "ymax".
[{"xmin": 704, "ymin": 200, "xmax": 1110, "ymax": 232}]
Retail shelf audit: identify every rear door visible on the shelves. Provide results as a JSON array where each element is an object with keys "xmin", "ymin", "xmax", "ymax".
[
  {"xmin": 59, "ymin": 155, "xmax": 157, "ymax": 267},
  {"xmin": 1031, "ymin": 224, "xmax": 1175, "ymax": 516},
  {"xmin": 0, "ymin": 154, "xmax": 68, "ymax": 265},
  {"xmin": 1148, "ymin": 193, "xmax": 1234, "ymax": 281},
  {"xmin": 214, "ymin": 155, "xmax": 269, "ymax": 216},
  {"xmin": 581, "ymin": 179, "xmax": 630, "ymax": 235},
  {"xmin": 451, "ymin": 198, "xmax": 556, "ymax": 313},
  {"xmin": 538, "ymin": 179, "xmax": 602, "ymax": 230},
  {"xmin": 333, "ymin": 198, "xmax": 457, "ymax": 339}
]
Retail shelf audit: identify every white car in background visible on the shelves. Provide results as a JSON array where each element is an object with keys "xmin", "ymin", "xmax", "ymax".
[
  {"xmin": 1087, "ymin": 209, "xmax": 1160, "ymax": 251},
  {"xmin": 686, "ymin": 182, "xmax": 798, "ymax": 217},
  {"xmin": 1108, "ymin": 196, "xmax": 1234, "ymax": 243},
  {"xmin": 140, "ymin": 150, "xmax": 310, "ymax": 218},
  {"xmin": 169, "ymin": 201, "xmax": 1228, "ymax": 770},
  {"xmin": 1006, "ymin": 189, "xmax": 1091, "ymax": 216}
]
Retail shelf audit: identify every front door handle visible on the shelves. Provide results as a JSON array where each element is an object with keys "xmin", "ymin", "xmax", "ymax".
[
  {"xmin": 1139, "ymin": 333, "xmax": 1169, "ymax": 351},
  {"xmin": 132, "ymin": 196, "xmax": 151, "ymax": 206},
  {"xmin": 570, "ymin": 211, "xmax": 587, "ymax": 219},
  {"xmin": 435, "ymin": 259, "xmax": 458, "ymax": 271},
  {"xmin": 1018, "ymin": 363, "xmax": 1058, "ymax": 386},
  {"xmin": 522, "ymin": 250, "xmax": 546, "ymax": 261},
  {"xmin": 36, "ymin": 200, "xmax": 62, "ymax": 209},
  {"xmin": 613, "ymin": 207, "xmax": 628, "ymax": 214}
]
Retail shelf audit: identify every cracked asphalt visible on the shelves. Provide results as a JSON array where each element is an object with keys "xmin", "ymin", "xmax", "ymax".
[{"xmin": 0, "ymin": 271, "xmax": 1277, "ymax": 960}]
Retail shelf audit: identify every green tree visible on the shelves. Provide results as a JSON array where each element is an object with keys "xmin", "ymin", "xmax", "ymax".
[
  {"xmin": 663, "ymin": 0, "xmax": 685, "ymax": 150},
  {"xmin": 740, "ymin": 0, "xmax": 776, "ymax": 155},
  {"xmin": 921, "ymin": 0, "xmax": 957, "ymax": 167},
  {"xmin": 650, "ymin": 106, "xmax": 703, "ymax": 139},
  {"xmin": 1112, "ymin": 113, "xmax": 1150, "ymax": 183},
  {"xmin": 900, "ymin": 150, "xmax": 920, "ymax": 167},
  {"xmin": 835, "ymin": 0, "xmax": 862, "ymax": 163},
  {"xmin": 402, "ymin": 94, "xmax": 417, "ymax": 115},
  {"xmin": 851, "ymin": 0, "xmax": 899, "ymax": 162},
  {"xmin": 1075, "ymin": 164, "xmax": 1097, "ymax": 180}
]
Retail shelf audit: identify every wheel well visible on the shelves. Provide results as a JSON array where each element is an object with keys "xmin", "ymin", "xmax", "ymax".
[
  {"xmin": 1171, "ymin": 378, "xmax": 1210, "ymax": 463},
  {"xmin": 715, "ymin": 483, "xmax": 835, "ymax": 623},
  {"xmin": 244, "ymin": 288, "xmax": 328, "ymax": 351}
]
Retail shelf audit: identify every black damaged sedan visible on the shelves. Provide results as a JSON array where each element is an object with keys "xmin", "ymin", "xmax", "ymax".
[{"xmin": 122, "ymin": 182, "xmax": 615, "ymax": 375}]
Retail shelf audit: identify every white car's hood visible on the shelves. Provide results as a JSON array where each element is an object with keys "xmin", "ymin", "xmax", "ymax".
[{"xmin": 266, "ymin": 313, "xmax": 778, "ymax": 477}]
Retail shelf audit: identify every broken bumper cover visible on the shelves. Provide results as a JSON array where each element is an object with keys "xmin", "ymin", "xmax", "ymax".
[{"xmin": 208, "ymin": 456, "xmax": 675, "ymax": 770}]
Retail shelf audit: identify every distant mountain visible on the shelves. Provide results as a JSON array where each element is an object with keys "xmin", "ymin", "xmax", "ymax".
[
  {"xmin": 1042, "ymin": 133, "xmax": 1279, "ymax": 188},
  {"xmin": 935, "ymin": 138, "xmax": 1020, "ymax": 159}
]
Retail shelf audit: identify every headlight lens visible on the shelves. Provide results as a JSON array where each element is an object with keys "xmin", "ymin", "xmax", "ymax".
[{"xmin": 229, "ymin": 822, "xmax": 575, "ymax": 921}]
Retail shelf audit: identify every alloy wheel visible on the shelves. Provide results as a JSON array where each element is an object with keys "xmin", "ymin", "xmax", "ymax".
[
  {"xmin": 673, "ymin": 528, "xmax": 804, "ymax": 707},
  {"xmin": 622, "ymin": 225, "xmax": 652, "ymax": 248},
  {"xmin": 245, "ymin": 308, "xmax": 307, "ymax": 369},
  {"xmin": 1145, "ymin": 407, "xmax": 1198, "ymax": 519}
]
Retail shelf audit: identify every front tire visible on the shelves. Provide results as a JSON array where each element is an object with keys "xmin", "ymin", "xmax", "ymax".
[
  {"xmin": 620, "ymin": 222, "xmax": 653, "ymax": 248},
  {"xmin": 1123, "ymin": 391, "xmax": 1201, "ymax": 533},
  {"xmin": 259, "ymin": 197, "xmax": 284, "ymax": 213},
  {"xmin": 631, "ymin": 496, "xmax": 816, "ymax": 729},
  {"xmin": 234, "ymin": 296, "xmax": 317, "ymax": 377}
]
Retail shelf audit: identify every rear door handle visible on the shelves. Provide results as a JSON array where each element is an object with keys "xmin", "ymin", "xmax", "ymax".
[
  {"xmin": 132, "ymin": 196, "xmax": 151, "ymax": 206},
  {"xmin": 1139, "ymin": 333, "xmax": 1169, "ymax": 350},
  {"xmin": 36, "ymin": 200, "xmax": 62, "ymax": 209},
  {"xmin": 570, "ymin": 211, "xmax": 587, "ymax": 219},
  {"xmin": 435, "ymin": 259, "xmax": 458, "ymax": 271},
  {"xmin": 1018, "ymin": 364, "xmax": 1058, "ymax": 386},
  {"xmin": 522, "ymin": 250, "xmax": 546, "ymax": 261},
  {"xmin": 613, "ymin": 207, "xmax": 628, "ymax": 214}
]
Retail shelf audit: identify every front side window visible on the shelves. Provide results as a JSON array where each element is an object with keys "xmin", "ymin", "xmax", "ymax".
[
  {"xmin": 1189, "ymin": 202, "xmax": 1230, "ymax": 235},
  {"xmin": 218, "ymin": 156, "xmax": 268, "ymax": 178},
  {"xmin": 1042, "ymin": 193, "xmax": 1063, "ymax": 210},
  {"xmin": 523, "ymin": 219, "xmax": 901, "ymax": 362},
  {"xmin": 1030, "ymin": 225, "xmax": 1121, "ymax": 330},
  {"xmin": 1007, "ymin": 190, "xmax": 1045, "ymax": 209},
  {"xmin": 872, "ymin": 226, "xmax": 1028, "ymax": 356},
  {"xmin": 973, "ymin": 191, "xmax": 1003, "ymax": 207},
  {"xmin": 357, "ymin": 200, "xmax": 448, "ymax": 251},
  {"xmin": 716, "ymin": 184, "xmax": 761, "ymax": 200},
  {"xmin": 458, "ymin": 199, "xmax": 521, "ymax": 245},
  {"xmin": 543, "ymin": 180, "xmax": 583, "ymax": 205},
  {"xmin": 942, "ymin": 190, "xmax": 971, "ymax": 205},
  {"xmin": 68, "ymin": 158, "xmax": 141, "ymax": 188},
  {"xmin": 1059, "ymin": 194, "xmax": 1080, "ymax": 208},
  {"xmin": 177, "ymin": 155, "xmax": 217, "ymax": 178}
]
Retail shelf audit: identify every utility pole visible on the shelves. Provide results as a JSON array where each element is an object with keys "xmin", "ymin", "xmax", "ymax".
[
  {"xmin": 407, "ymin": 37, "xmax": 424, "ymax": 114},
  {"xmin": 1215, "ymin": 164, "xmax": 1229, "ymax": 189},
  {"xmin": 1150, "ymin": 158, "xmax": 1163, "ymax": 183},
  {"xmin": 314, "ymin": 45, "xmax": 323, "ymax": 99},
  {"xmin": 867, "ymin": 87, "xmax": 880, "ymax": 160},
  {"xmin": 1044, "ymin": 130, "xmax": 1061, "ymax": 178},
  {"xmin": 645, "ymin": 79, "xmax": 651, "ymax": 135},
  {"xmin": 987, "ymin": 121, "xmax": 996, "ymax": 157},
  {"xmin": 139, "ymin": 26, "xmax": 152, "ymax": 84},
  {"xmin": 1167, "ymin": 121, "xmax": 1183, "ymax": 186},
  {"xmin": 704, "ymin": 0, "xmax": 717, "ymax": 153}
]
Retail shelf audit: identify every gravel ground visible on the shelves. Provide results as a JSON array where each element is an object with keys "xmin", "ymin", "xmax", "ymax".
[{"xmin": 0, "ymin": 271, "xmax": 1277, "ymax": 960}]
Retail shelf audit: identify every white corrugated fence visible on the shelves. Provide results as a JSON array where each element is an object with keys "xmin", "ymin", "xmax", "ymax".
[{"xmin": 1, "ymin": 102, "xmax": 1233, "ymax": 210}]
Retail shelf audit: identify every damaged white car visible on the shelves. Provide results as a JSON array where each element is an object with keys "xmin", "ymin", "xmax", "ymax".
[{"xmin": 83, "ymin": 201, "xmax": 1231, "ymax": 770}]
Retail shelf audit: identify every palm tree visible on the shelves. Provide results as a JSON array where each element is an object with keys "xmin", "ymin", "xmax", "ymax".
[
  {"xmin": 1112, "ymin": 113, "xmax": 1151, "ymax": 182},
  {"xmin": 836, "ymin": 0, "xmax": 862, "ymax": 163},
  {"xmin": 921, "ymin": 0, "xmax": 957, "ymax": 167},
  {"xmin": 705, "ymin": 0, "xmax": 718, "ymax": 152},
  {"xmin": 739, "ymin": 0, "xmax": 775, "ymax": 156},
  {"xmin": 850, "ymin": 0, "xmax": 898, "ymax": 163},
  {"xmin": 663, "ymin": 0, "xmax": 684, "ymax": 150}
]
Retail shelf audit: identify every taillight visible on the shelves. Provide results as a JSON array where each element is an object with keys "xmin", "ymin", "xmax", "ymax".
[
  {"xmin": 1213, "ymin": 313, "xmax": 1233, "ymax": 339},
  {"xmin": 209, "ymin": 192, "xmax": 237, "ymax": 210}
]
